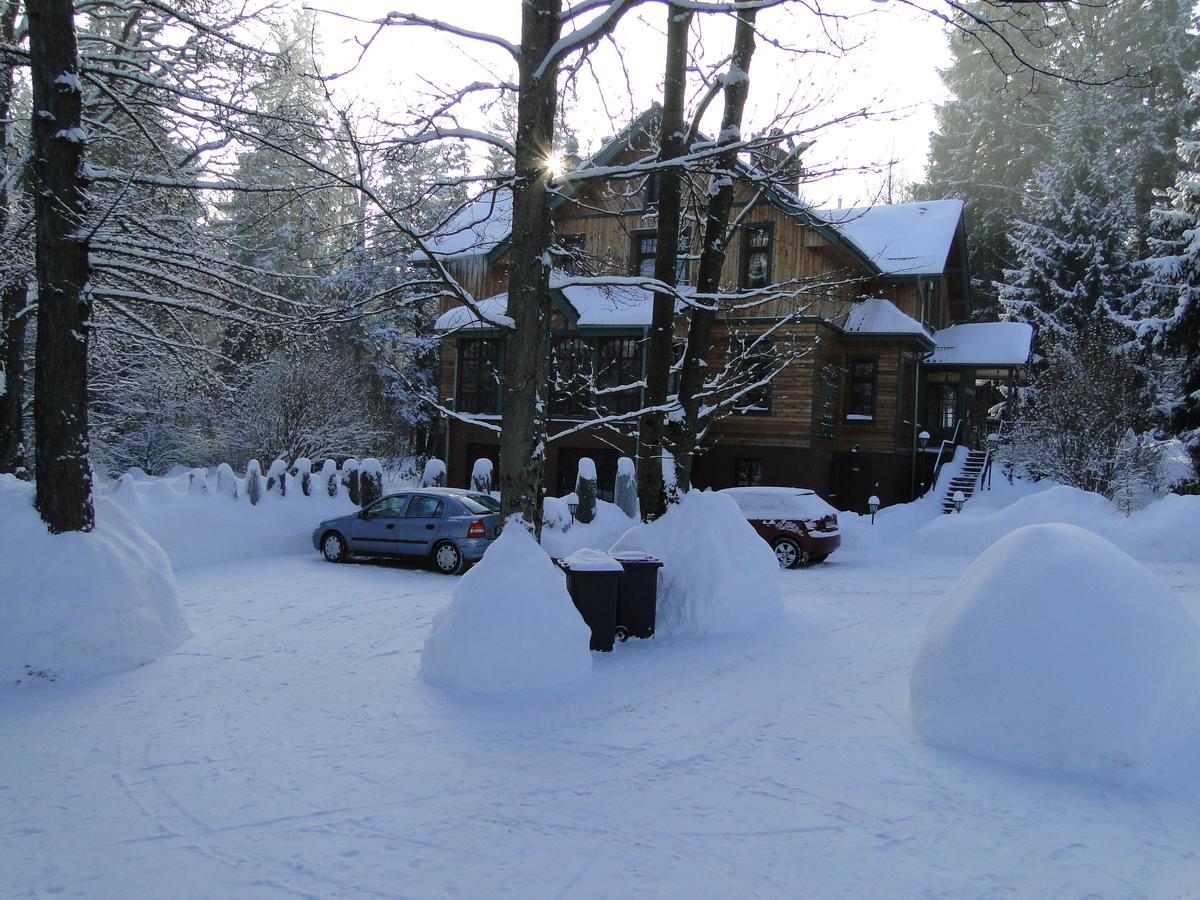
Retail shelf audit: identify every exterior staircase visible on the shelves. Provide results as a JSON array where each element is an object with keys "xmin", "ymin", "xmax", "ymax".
[{"xmin": 941, "ymin": 449, "xmax": 989, "ymax": 514}]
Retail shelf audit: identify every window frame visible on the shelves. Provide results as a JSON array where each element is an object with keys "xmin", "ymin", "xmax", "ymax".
[
  {"xmin": 550, "ymin": 336, "xmax": 593, "ymax": 419},
  {"xmin": 552, "ymin": 232, "xmax": 587, "ymax": 276},
  {"xmin": 631, "ymin": 228, "xmax": 657, "ymax": 279},
  {"xmin": 595, "ymin": 335, "xmax": 642, "ymax": 415},
  {"xmin": 735, "ymin": 457, "xmax": 764, "ymax": 487},
  {"xmin": 845, "ymin": 355, "xmax": 878, "ymax": 421},
  {"xmin": 729, "ymin": 332, "xmax": 775, "ymax": 416},
  {"xmin": 456, "ymin": 337, "xmax": 502, "ymax": 415},
  {"xmin": 404, "ymin": 496, "xmax": 445, "ymax": 518},
  {"xmin": 739, "ymin": 221, "xmax": 775, "ymax": 291}
]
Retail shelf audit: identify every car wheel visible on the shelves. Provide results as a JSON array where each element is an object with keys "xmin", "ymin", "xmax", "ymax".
[
  {"xmin": 432, "ymin": 541, "xmax": 464, "ymax": 575},
  {"xmin": 321, "ymin": 532, "xmax": 347, "ymax": 563},
  {"xmin": 773, "ymin": 537, "xmax": 803, "ymax": 569}
]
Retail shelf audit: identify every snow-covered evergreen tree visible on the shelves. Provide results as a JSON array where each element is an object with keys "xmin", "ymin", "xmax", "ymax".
[
  {"xmin": 1139, "ymin": 78, "xmax": 1200, "ymax": 477},
  {"xmin": 998, "ymin": 89, "xmax": 1139, "ymax": 344}
]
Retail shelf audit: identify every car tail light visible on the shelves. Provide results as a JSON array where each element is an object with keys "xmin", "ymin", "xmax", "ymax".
[{"xmin": 467, "ymin": 520, "xmax": 487, "ymax": 539}]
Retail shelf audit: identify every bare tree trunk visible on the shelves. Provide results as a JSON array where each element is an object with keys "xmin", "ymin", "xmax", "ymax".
[
  {"xmin": 668, "ymin": 9, "xmax": 757, "ymax": 492},
  {"xmin": 498, "ymin": 0, "xmax": 563, "ymax": 534},
  {"xmin": 0, "ymin": 282, "xmax": 28, "ymax": 475},
  {"xmin": 0, "ymin": 0, "xmax": 27, "ymax": 476},
  {"xmin": 29, "ymin": 0, "xmax": 94, "ymax": 532},
  {"xmin": 637, "ymin": 3, "xmax": 692, "ymax": 521}
]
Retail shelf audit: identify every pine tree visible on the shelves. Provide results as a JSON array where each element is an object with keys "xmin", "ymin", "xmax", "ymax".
[
  {"xmin": 998, "ymin": 89, "xmax": 1138, "ymax": 344},
  {"xmin": 1140, "ymin": 78, "xmax": 1200, "ymax": 477}
]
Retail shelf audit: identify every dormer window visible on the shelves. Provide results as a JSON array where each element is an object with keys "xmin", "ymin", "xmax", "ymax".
[{"xmin": 741, "ymin": 223, "xmax": 773, "ymax": 290}]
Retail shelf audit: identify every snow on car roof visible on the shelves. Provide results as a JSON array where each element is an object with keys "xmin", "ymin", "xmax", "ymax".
[
  {"xmin": 815, "ymin": 200, "xmax": 964, "ymax": 276},
  {"xmin": 719, "ymin": 487, "xmax": 837, "ymax": 520}
]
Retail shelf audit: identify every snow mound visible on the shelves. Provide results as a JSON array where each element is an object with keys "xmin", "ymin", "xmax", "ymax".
[
  {"xmin": 421, "ymin": 525, "xmax": 592, "ymax": 693},
  {"xmin": 1115, "ymin": 492, "xmax": 1200, "ymax": 561},
  {"xmin": 910, "ymin": 523, "xmax": 1200, "ymax": 781},
  {"xmin": 540, "ymin": 498, "xmax": 636, "ymax": 558},
  {"xmin": 0, "ymin": 475, "xmax": 190, "ymax": 684},
  {"xmin": 610, "ymin": 490, "xmax": 783, "ymax": 636}
]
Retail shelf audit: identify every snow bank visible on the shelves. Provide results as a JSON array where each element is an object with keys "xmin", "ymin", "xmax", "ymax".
[
  {"xmin": 911, "ymin": 524, "xmax": 1200, "ymax": 781},
  {"xmin": 610, "ymin": 491, "xmax": 783, "ymax": 636},
  {"xmin": 421, "ymin": 525, "xmax": 592, "ymax": 693},
  {"xmin": 910, "ymin": 483, "xmax": 1200, "ymax": 562},
  {"xmin": 540, "ymin": 498, "xmax": 635, "ymax": 558},
  {"xmin": 0, "ymin": 475, "xmax": 190, "ymax": 683},
  {"xmin": 106, "ymin": 474, "xmax": 358, "ymax": 571}
]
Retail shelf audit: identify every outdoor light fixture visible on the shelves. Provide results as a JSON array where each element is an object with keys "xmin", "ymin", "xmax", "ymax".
[
  {"xmin": 868, "ymin": 494, "xmax": 880, "ymax": 525},
  {"xmin": 918, "ymin": 430, "xmax": 930, "ymax": 450},
  {"xmin": 567, "ymin": 500, "xmax": 579, "ymax": 525},
  {"xmin": 952, "ymin": 489, "xmax": 966, "ymax": 513}
]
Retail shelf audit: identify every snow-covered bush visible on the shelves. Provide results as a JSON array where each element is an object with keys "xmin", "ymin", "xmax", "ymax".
[
  {"xmin": 575, "ymin": 456, "xmax": 597, "ymax": 525},
  {"xmin": 265, "ymin": 458, "xmax": 288, "ymax": 497},
  {"xmin": 320, "ymin": 459, "xmax": 338, "ymax": 497},
  {"xmin": 421, "ymin": 457, "xmax": 446, "ymax": 488},
  {"xmin": 342, "ymin": 458, "xmax": 360, "ymax": 505},
  {"xmin": 214, "ymin": 462, "xmax": 238, "ymax": 499},
  {"xmin": 0, "ymin": 474, "xmax": 190, "ymax": 683},
  {"xmin": 244, "ymin": 459, "xmax": 264, "ymax": 506},
  {"xmin": 470, "ymin": 457, "xmax": 493, "ymax": 494},
  {"xmin": 291, "ymin": 457, "xmax": 312, "ymax": 496},
  {"xmin": 614, "ymin": 456, "xmax": 638, "ymax": 519},
  {"xmin": 610, "ymin": 490, "xmax": 783, "ymax": 636},
  {"xmin": 540, "ymin": 497, "xmax": 640, "ymax": 558},
  {"xmin": 187, "ymin": 467, "xmax": 207, "ymax": 496},
  {"xmin": 421, "ymin": 525, "xmax": 592, "ymax": 693},
  {"xmin": 359, "ymin": 458, "xmax": 384, "ymax": 507},
  {"xmin": 910, "ymin": 523, "xmax": 1200, "ymax": 782}
]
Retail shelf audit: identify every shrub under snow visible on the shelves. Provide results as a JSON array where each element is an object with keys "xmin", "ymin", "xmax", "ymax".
[
  {"xmin": 610, "ymin": 490, "xmax": 783, "ymax": 636},
  {"xmin": 421, "ymin": 524, "xmax": 592, "ymax": 693},
  {"xmin": 910, "ymin": 523, "xmax": 1200, "ymax": 782},
  {"xmin": 0, "ymin": 475, "xmax": 190, "ymax": 683}
]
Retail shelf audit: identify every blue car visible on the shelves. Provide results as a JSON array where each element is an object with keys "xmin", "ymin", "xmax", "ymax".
[{"xmin": 312, "ymin": 488, "xmax": 503, "ymax": 575}]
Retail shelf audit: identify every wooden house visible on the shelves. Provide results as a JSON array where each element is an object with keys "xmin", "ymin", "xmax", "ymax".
[{"xmin": 418, "ymin": 113, "xmax": 1031, "ymax": 511}]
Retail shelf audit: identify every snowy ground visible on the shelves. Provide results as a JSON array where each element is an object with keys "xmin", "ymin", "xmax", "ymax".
[{"xmin": 5, "ymin": 536, "xmax": 1200, "ymax": 897}]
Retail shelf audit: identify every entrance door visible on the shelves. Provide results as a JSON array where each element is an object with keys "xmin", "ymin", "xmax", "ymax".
[{"xmin": 832, "ymin": 454, "xmax": 873, "ymax": 513}]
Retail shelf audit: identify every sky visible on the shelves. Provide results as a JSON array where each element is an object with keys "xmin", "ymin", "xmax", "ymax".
[{"xmin": 310, "ymin": 1, "xmax": 954, "ymax": 207}]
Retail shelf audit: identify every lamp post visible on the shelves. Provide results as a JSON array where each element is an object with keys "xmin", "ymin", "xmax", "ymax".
[
  {"xmin": 868, "ymin": 494, "xmax": 880, "ymax": 524},
  {"xmin": 952, "ymin": 489, "xmax": 965, "ymax": 513},
  {"xmin": 567, "ymin": 499, "xmax": 579, "ymax": 526}
]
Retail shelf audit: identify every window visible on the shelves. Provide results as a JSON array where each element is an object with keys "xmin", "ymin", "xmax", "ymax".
[
  {"xmin": 459, "ymin": 494, "xmax": 501, "ymax": 514},
  {"xmin": 552, "ymin": 233, "xmax": 586, "ymax": 276},
  {"xmin": 676, "ymin": 227, "xmax": 693, "ymax": 285},
  {"xmin": 846, "ymin": 357, "xmax": 877, "ymax": 420},
  {"xmin": 367, "ymin": 496, "xmax": 409, "ymax": 518},
  {"xmin": 405, "ymin": 496, "xmax": 444, "ymax": 518},
  {"xmin": 633, "ymin": 231, "xmax": 657, "ymax": 278},
  {"xmin": 729, "ymin": 333, "xmax": 775, "ymax": 415},
  {"xmin": 930, "ymin": 383, "xmax": 957, "ymax": 430},
  {"xmin": 644, "ymin": 171, "xmax": 661, "ymax": 209},
  {"xmin": 551, "ymin": 337, "xmax": 592, "ymax": 418},
  {"xmin": 735, "ymin": 458, "xmax": 763, "ymax": 487},
  {"xmin": 740, "ymin": 223, "xmax": 773, "ymax": 290},
  {"xmin": 457, "ymin": 339, "xmax": 501, "ymax": 414},
  {"xmin": 596, "ymin": 336, "xmax": 641, "ymax": 414}
]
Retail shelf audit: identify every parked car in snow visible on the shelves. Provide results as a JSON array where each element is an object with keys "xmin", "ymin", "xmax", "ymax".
[
  {"xmin": 719, "ymin": 487, "xmax": 841, "ymax": 569},
  {"xmin": 312, "ymin": 488, "xmax": 502, "ymax": 575}
]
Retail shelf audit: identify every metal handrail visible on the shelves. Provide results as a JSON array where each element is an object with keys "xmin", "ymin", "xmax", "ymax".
[{"xmin": 929, "ymin": 420, "xmax": 963, "ymax": 494}]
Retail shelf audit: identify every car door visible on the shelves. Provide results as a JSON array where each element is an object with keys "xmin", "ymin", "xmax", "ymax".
[
  {"xmin": 349, "ymin": 495, "xmax": 410, "ymax": 554},
  {"xmin": 395, "ymin": 494, "xmax": 445, "ymax": 556}
]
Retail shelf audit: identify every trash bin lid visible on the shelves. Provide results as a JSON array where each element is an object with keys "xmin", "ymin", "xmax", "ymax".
[
  {"xmin": 609, "ymin": 550, "xmax": 663, "ymax": 565},
  {"xmin": 559, "ymin": 548, "xmax": 625, "ymax": 572}
]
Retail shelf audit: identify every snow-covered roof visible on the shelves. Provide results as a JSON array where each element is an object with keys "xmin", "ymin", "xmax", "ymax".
[
  {"xmin": 816, "ymin": 200, "xmax": 964, "ymax": 276},
  {"xmin": 410, "ymin": 189, "xmax": 513, "ymax": 261},
  {"xmin": 926, "ymin": 322, "xmax": 1033, "ymax": 367},
  {"xmin": 435, "ymin": 281, "xmax": 666, "ymax": 332},
  {"xmin": 842, "ymin": 298, "xmax": 930, "ymax": 337}
]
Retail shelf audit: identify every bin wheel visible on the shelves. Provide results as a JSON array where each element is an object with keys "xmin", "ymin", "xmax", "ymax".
[{"xmin": 615, "ymin": 625, "xmax": 629, "ymax": 643}]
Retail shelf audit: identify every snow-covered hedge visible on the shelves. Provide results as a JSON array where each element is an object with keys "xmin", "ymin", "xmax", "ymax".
[
  {"xmin": 611, "ymin": 490, "xmax": 783, "ymax": 636},
  {"xmin": 911, "ymin": 523, "xmax": 1200, "ymax": 782},
  {"xmin": 0, "ymin": 475, "xmax": 190, "ymax": 683}
]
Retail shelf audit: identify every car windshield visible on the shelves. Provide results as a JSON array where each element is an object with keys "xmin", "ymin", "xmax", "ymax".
[{"xmin": 457, "ymin": 493, "xmax": 500, "ymax": 514}]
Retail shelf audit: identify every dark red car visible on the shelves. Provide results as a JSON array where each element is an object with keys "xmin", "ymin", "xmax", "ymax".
[{"xmin": 720, "ymin": 487, "xmax": 841, "ymax": 569}]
